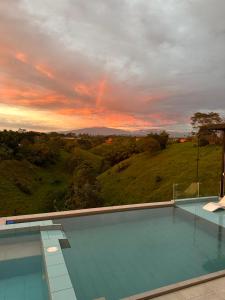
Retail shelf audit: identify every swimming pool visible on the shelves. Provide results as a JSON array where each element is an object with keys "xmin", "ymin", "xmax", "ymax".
[
  {"xmin": 0, "ymin": 232, "xmax": 48, "ymax": 300},
  {"xmin": 57, "ymin": 207, "xmax": 225, "ymax": 300}
]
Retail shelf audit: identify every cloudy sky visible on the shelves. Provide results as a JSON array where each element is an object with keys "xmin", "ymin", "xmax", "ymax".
[{"xmin": 0, "ymin": 0, "xmax": 225, "ymax": 132}]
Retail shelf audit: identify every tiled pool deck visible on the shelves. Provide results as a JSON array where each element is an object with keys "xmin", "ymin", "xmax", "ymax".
[{"xmin": 2, "ymin": 199, "xmax": 225, "ymax": 300}]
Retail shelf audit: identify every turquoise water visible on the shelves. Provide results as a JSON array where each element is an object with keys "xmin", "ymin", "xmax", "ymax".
[
  {"xmin": 58, "ymin": 207, "xmax": 225, "ymax": 300},
  {"xmin": 0, "ymin": 256, "xmax": 48, "ymax": 300},
  {"xmin": 176, "ymin": 200, "xmax": 225, "ymax": 228},
  {"xmin": 0, "ymin": 232, "xmax": 48, "ymax": 300}
]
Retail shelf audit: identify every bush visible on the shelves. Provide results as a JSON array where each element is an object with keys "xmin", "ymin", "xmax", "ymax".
[
  {"xmin": 65, "ymin": 162, "xmax": 103, "ymax": 209},
  {"xmin": 14, "ymin": 178, "xmax": 32, "ymax": 195},
  {"xmin": 148, "ymin": 131, "xmax": 169, "ymax": 150},
  {"xmin": 155, "ymin": 175, "xmax": 163, "ymax": 183},
  {"xmin": 116, "ymin": 161, "xmax": 130, "ymax": 173},
  {"xmin": 91, "ymin": 138, "xmax": 138, "ymax": 167},
  {"xmin": 47, "ymin": 188, "xmax": 68, "ymax": 211},
  {"xmin": 136, "ymin": 137, "xmax": 160, "ymax": 153},
  {"xmin": 0, "ymin": 146, "xmax": 11, "ymax": 160},
  {"xmin": 21, "ymin": 142, "xmax": 58, "ymax": 166}
]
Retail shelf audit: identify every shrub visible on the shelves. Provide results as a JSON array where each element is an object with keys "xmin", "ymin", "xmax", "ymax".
[
  {"xmin": 148, "ymin": 131, "xmax": 169, "ymax": 150},
  {"xmin": 136, "ymin": 137, "xmax": 160, "ymax": 153},
  {"xmin": 116, "ymin": 162, "xmax": 130, "ymax": 173},
  {"xmin": 14, "ymin": 178, "xmax": 32, "ymax": 195},
  {"xmin": 155, "ymin": 175, "xmax": 163, "ymax": 183}
]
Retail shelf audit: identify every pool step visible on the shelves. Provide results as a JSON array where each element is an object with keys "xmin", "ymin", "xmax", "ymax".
[
  {"xmin": 40, "ymin": 229, "xmax": 77, "ymax": 300},
  {"xmin": 0, "ymin": 220, "xmax": 63, "ymax": 235},
  {"xmin": 0, "ymin": 240, "xmax": 41, "ymax": 261}
]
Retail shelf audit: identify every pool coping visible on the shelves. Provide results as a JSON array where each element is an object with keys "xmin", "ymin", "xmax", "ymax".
[
  {"xmin": 121, "ymin": 269, "xmax": 225, "ymax": 300},
  {"xmin": 1, "ymin": 201, "xmax": 174, "ymax": 224}
]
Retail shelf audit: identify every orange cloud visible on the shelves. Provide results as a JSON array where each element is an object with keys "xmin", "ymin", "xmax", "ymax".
[
  {"xmin": 57, "ymin": 107, "xmax": 96, "ymax": 116},
  {"xmin": 0, "ymin": 78, "xmax": 71, "ymax": 108},
  {"xmin": 0, "ymin": 42, "xmax": 176, "ymax": 131},
  {"xmin": 55, "ymin": 106, "xmax": 155, "ymax": 129},
  {"xmin": 74, "ymin": 83, "xmax": 92, "ymax": 96},
  {"xmin": 35, "ymin": 64, "xmax": 54, "ymax": 79},
  {"xmin": 96, "ymin": 79, "xmax": 106, "ymax": 107},
  {"xmin": 15, "ymin": 52, "xmax": 28, "ymax": 63}
]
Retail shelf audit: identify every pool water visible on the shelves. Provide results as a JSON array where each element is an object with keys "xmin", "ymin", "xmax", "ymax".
[
  {"xmin": 0, "ymin": 232, "xmax": 48, "ymax": 300},
  {"xmin": 176, "ymin": 200, "xmax": 225, "ymax": 228},
  {"xmin": 58, "ymin": 207, "xmax": 225, "ymax": 300},
  {"xmin": 0, "ymin": 255, "xmax": 48, "ymax": 300}
]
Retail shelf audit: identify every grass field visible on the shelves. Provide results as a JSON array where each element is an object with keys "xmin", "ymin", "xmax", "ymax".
[{"xmin": 98, "ymin": 142, "xmax": 222, "ymax": 205}]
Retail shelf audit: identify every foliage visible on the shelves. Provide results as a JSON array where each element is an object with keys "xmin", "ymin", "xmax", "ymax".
[
  {"xmin": 0, "ymin": 130, "xmax": 62, "ymax": 166},
  {"xmin": 0, "ymin": 125, "xmax": 223, "ymax": 217},
  {"xmin": 91, "ymin": 136, "xmax": 159, "ymax": 167},
  {"xmin": 191, "ymin": 112, "xmax": 223, "ymax": 132},
  {"xmin": 191, "ymin": 112, "xmax": 223, "ymax": 146},
  {"xmin": 136, "ymin": 137, "xmax": 160, "ymax": 153},
  {"xmin": 65, "ymin": 162, "xmax": 103, "ymax": 209},
  {"xmin": 76, "ymin": 138, "xmax": 92, "ymax": 150},
  {"xmin": 115, "ymin": 161, "xmax": 130, "ymax": 173},
  {"xmin": 147, "ymin": 131, "xmax": 169, "ymax": 150},
  {"xmin": 67, "ymin": 148, "xmax": 103, "ymax": 175},
  {"xmin": 14, "ymin": 177, "xmax": 32, "ymax": 195},
  {"xmin": 20, "ymin": 142, "xmax": 59, "ymax": 166}
]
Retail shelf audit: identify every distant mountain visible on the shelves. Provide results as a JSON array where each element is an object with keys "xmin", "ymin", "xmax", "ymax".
[
  {"xmin": 63, "ymin": 127, "xmax": 189, "ymax": 137},
  {"xmin": 64, "ymin": 127, "xmax": 131, "ymax": 136}
]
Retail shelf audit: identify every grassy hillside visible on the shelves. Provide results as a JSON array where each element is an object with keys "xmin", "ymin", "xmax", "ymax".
[
  {"xmin": 0, "ymin": 151, "xmax": 70, "ymax": 216},
  {"xmin": 1, "ymin": 141, "xmax": 223, "ymax": 216},
  {"xmin": 71, "ymin": 148, "xmax": 103, "ymax": 175},
  {"xmin": 98, "ymin": 142, "xmax": 222, "ymax": 205}
]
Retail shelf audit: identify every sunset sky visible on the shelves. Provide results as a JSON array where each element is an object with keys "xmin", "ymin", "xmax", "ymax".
[{"xmin": 0, "ymin": 0, "xmax": 225, "ymax": 132}]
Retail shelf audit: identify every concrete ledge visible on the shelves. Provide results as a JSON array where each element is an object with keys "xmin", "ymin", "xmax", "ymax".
[
  {"xmin": 0, "ymin": 221, "xmax": 63, "ymax": 235},
  {"xmin": 121, "ymin": 269, "xmax": 225, "ymax": 300},
  {"xmin": 2, "ymin": 201, "xmax": 174, "ymax": 223}
]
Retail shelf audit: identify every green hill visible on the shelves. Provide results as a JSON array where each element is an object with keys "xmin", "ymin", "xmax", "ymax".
[
  {"xmin": 1, "ymin": 141, "xmax": 223, "ymax": 217},
  {"xmin": 0, "ymin": 151, "xmax": 70, "ymax": 216},
  {"xmin": 70, "ymin": 148, "xmax": 103, "ymax": 175},
  {"xmin": 98, "ymin": 142, "xmax": 222, "ymax": 205}
]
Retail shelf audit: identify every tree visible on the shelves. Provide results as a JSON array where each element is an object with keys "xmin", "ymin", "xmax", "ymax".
[
  {"xmin": 65, "ymin": 162, "xmax": 103, "ymax": 209},
  {"xmin": 136, "ymin": 137, "xmax": 160, "ymax": 153},
  {"xmin": 148, "ymin": 131, "xmax": 169, "ymax": 150},
  {"xmin": 191, "ymin": 112, "xmax": 223, "ymax": 146},
  {"xmin": 191, "ymin": 112, "xmax": 222, "ymax": 134}
]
